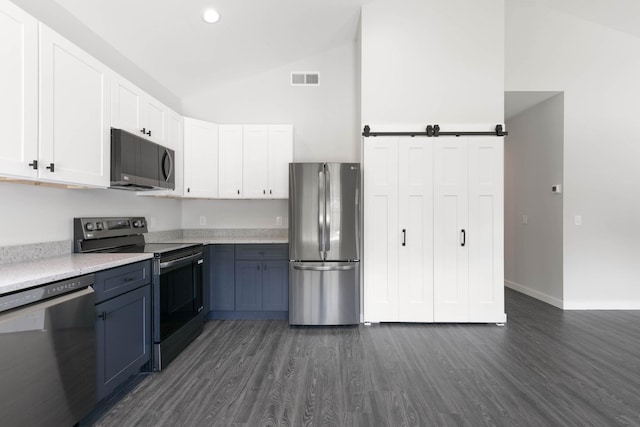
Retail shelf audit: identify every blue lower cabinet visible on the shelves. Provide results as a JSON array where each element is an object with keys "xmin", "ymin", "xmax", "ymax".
[
  {"xmin": 208, "ymin": 244, "xmax": 288, "ymax": 319},
  {"xmin": 262, "ymin": 260, "xmax": 288, "ymax": 311},
  {"xmin": 235, "ymin": 261, "xmax": 263, "ymax": 311},
  {"xmin": 95, "ymin": 283, "xmax": 151, "ymax": 401},
  {"xmin": 209, "ymin": 245, "xmax": 235, "ymax": 311}
]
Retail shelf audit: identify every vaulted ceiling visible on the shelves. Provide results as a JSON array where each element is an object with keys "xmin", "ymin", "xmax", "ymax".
[{"xmin": 54, "ymin": 0, "xmax": 372, "ymax": 99}]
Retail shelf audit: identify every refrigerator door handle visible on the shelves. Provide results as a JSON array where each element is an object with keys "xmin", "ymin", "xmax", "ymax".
[
  {"xmin": 292, "ymin": 263, "xmax": 357, "ymax": 271},
  {"xmin": 318, "ymin": 169, "xmax": 326, "ymax": 256},
  {"xmin": 324, "ymin": 165, "xmax": 331, "ymax": 253}
]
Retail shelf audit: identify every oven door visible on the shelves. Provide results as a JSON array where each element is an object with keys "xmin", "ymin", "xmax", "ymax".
[{"xmin": 154, "ymin": 252, "xmax": 204, "ymax": 343}]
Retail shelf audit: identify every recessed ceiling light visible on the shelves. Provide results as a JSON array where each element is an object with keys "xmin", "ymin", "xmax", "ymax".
[{"xmin": 203, "ymin": 9, "xmax": 220, "ymax": 24}]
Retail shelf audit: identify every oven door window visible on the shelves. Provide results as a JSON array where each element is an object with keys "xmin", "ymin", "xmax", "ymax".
[{"xmin": 159, "ymin": 260, "xmax": 203, "ymax": 341}]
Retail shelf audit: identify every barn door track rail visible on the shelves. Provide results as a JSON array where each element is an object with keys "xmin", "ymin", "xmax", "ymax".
[{"xmin": 362, "ymin": 124, "xmax": 508, "ymax": 138}]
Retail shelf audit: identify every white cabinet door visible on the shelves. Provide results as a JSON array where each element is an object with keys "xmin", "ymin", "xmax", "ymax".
[
  {"xmin": 111, "ymin": 72, "xmax": 143, "ymax": 137},
  {"xmin": 267, "ymin": 125, "xmax": 293, "ymax": 198},
  {"xmin": 363, "ymin": 137, "xmax": 399, "ymax": 322},
  {"xmin": 112, "ymin": 72, "xmax": 168, "ymax": 145},
  {"xmin": 167, "ymin": 111, "xmax": 184, "ymax": 197},
  {"xmin": 243, "ymin": 125, "xmax": 268, "ymax": 198},
  {"xmin": 398, "ymin": 140, "xmax": 434, "ymax": 322},
  {"xmin": 434, "ymin": 140, "xmax": 469, "ymax": 322},
  {"xmin": 218, "ymin": 125, "xmax": 243, "ymax": 198},
  {"xmin": 468, "ymin": 138, "xmax": 504, "ymax": 322},
  {"xmin": 183, "ymin": 118, "xmax": 218, "ymax": 198},
  {"xmin": 144, "ymin": 96, "xmax": 168, "ymax": 145},
  {"xmin": 39, "ymin": 24, "xmax": 110, "ymax": 187},
  {"xmin": 0, "ymin": 0, "xmax": 38, "ymax": 179}
]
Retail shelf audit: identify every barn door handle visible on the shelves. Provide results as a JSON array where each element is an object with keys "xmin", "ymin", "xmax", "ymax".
[{"xmin": 461, "ymin": 229, "xmax": 466, "ymax": 247}]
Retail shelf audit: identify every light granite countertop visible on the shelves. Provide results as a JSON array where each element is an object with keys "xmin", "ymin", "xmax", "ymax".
[
  {"xmin": 0, "ymin": 253, "xmax": 153, "ymax": 296},
  {"xmin": 163, "ymin": 237, "xmax": 288, "ymax": 245}
]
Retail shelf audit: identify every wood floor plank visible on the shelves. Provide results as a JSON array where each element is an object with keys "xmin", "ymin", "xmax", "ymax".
[{"xmin": 84, "ymin": 289, "xmax": 640, "ymax": 427}]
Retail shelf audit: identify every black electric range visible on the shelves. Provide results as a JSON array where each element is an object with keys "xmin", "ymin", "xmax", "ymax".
[{"xmin": 74, "ymin": 217, "xmax": 205, "ymax": 370}]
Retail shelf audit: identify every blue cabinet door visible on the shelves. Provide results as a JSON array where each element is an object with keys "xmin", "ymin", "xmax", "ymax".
[
  {"xmin": 95, "ymin": 284, "xmax": 151, "ymax": 401},
  {"xmin": 262, "ymin": 260, "xmax": 288, "ymax": 311},
  {"xmin": 235, "ymin": 260, "xmax": 263, "ymax": 311},
  {"xmin": 209, "ymin": 244, "xmax": 235, "ymax": 311}
]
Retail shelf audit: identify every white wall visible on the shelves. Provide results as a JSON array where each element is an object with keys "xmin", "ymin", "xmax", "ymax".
[
  {"xmin": 505, "ymin": 93, "xmax": 564, "ymax": 307},
  {"xmin": 181, "ymin": 42, "xmax": 359, "ymax": 229},
  {"xmin": 181, "ymin": 199, "xmax": 287, "ymax": 230},
  {"xmin": 507, "ymin": 1, "xmax": 640, "ymax": 308},
  {"xmin": 0, "ymin": 183, "xmax": 181, "ymax": 245},
  {"xmin": 9, "ymin": 0, "xmax": 180, "ymax": 111},
  {"xmin": 182, "ymin": 42, "xmax": 359, "ymax": 163},
  {"xmin": 360, "ymin": 0, "xmax": 504, "ymax": 127}
]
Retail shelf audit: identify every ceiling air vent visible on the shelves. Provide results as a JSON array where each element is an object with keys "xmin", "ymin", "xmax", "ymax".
[{"xmin": 291, "ymin": 72, "xmax": 320, "ymax": 86}]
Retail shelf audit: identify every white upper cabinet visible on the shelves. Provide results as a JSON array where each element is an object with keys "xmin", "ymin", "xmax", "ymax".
[
  {"xmin": 267, "ymin": 125, "xmax": 293, "ymax": 198},
  {"xmin": 167, "ymin": 110, "xmax": 184, "ymax": 197},
  {"xmin": 218, "ymin": 125, "xmax": 244, "ymax": 198},
  {"xmin": 218, "ymin": 124, "xmax": 293, "ymax": 199},
  {"xmin": 39, "ymin": 23, "xmax": 111, "ymax": 187},
  {"xmin": 242, "ymin": 125, "xmax": 268, "ymax": 198},
  {"xmin": 0, "ymin": 0, "xmax": 38, "ymax": 179},
  {"xmin": 183, "ymin": 117, "xmax": 218, "ymax": 198},
  {"xmin": 111, "ymin": 72, "xmax": 168, "ymax": 145}
]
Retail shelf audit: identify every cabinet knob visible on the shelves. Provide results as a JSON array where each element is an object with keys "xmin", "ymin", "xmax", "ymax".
[
  {"xmin": 257, "ymin": 265, "xmax": 260, "ymax": 270},
  {"xmin": 187, "ymin": 188, "xmax": 191, "ymax": 193},
  {"xmin": 237, "ymin": 189, "xmax": 240, "ymax": 195},
  {"xmin": 269, "ymin": 189, "xmax": 272, "ymax": 195},
  {"xmin": 263, "ymin": 189, "xmax": 266, "ymax": 195},
  {"xmin": 46, "ymin": 163, "xmax": 55, "ymax": 172},
  {"xmin": 98, "ymin": 312, "xmax": 107, "ymax": 320},
  {"xmin": 140, "ymin": 128, "xmax": 147, "ymax": 134},
  {"xmin": 28, "ymin": 160, "xmax": 38, "ymax": 170}
]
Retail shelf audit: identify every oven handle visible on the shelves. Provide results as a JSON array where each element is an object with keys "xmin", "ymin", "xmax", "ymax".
[{"xmin": 159, "ymin": 252, "xmax": 203, "ymax": 270}]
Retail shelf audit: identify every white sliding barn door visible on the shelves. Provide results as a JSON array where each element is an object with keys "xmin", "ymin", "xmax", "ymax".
[
  {"xmin": 398, "ymin": 140, "xmax": 434, "ymax": 322},
  {"xmin": 364, "ymin": 137, "xmax": 399, "ymax": 322},
  {"xmin": 434, "ymin": 139, "xmax": 469, "ymax": 322}
]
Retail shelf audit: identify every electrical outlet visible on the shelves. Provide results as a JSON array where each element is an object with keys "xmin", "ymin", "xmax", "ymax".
[
  {"xmin": 574, "ymin": 215, "xmax": 582, "ymax": 226},
  {"xmin": 149, "ymin": 216, "xmax": 157, "ymax": 229},
  {"xmin": 276, "ymin": 216, "xmax": 283, "ymax": 226},
  {"xmin": 199, "ymin": 216, "xmax": 206, "ymax": 226},
  {"xmin": 522, "ymin": 215, "xmax": 528, "ymax": 225}
]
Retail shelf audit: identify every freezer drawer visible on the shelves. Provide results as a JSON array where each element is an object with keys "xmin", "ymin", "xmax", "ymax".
[{"xmin": 289, "ymin": 261, "xmax": 360, "ymax": 325}]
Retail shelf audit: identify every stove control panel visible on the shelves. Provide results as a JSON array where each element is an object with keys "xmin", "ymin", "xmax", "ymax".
[{"xmin": 74, "ymin": 217, "xmax": 148, "ymax": 242}]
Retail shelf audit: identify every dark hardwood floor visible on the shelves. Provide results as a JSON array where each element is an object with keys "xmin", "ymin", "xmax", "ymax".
[{"xmin": 86, "ymin": 289, "xmax": 640, "ymax": 426}]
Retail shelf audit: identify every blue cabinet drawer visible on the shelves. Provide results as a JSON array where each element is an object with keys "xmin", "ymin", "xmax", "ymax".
[
  {"xmin": 93, "ymin": 260, "xmax": 151, "ymax": 304},
  {"xmin": 234, "ymin": 244, "xmax": 288, "ymax": 260}
]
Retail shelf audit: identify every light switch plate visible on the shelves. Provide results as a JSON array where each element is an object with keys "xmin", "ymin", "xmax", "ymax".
[
  {"xmin": 574, "ymin": 215, "xmax": 582, "ymax": 226},
  {"xmin": 199, "ymin": 216, "xmax": 206, "ymax": 226}
]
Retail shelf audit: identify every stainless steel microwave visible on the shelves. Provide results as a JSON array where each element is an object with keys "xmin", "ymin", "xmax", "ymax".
[{"xmin": 110, "ymin": 128, "xmax": 175, "ymax": 191}]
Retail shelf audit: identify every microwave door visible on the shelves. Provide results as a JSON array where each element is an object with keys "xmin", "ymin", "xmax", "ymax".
[
  {"xmin": 137, "ymin": 138, "xmax": 160, "ymax": 188},
  {"xmin": 159, "ymin": 147, "xmax": 175, "ymax": 189}
]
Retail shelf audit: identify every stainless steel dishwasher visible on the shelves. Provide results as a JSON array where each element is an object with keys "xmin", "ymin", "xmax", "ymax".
[{"xmin": 0, "ymin": 274, "xmax": 96, "ymax": 426}]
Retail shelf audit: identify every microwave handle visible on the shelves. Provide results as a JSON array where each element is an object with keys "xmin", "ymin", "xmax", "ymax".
[{"xmin": 162, "ymin": 148, "xmax": 173, "ymax": 181}]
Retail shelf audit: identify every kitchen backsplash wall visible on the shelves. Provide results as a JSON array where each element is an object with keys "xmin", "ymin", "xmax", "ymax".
[
  {"xmin": 0, "ymin": 182, "xmax": 182, "ymax": 246},
  {"xmin": 181, "ymin": 199, "xmax": 287, "ymax": 229}
]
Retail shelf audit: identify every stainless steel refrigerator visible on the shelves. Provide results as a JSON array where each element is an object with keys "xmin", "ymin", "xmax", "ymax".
[{"xmin": 289, "ymin": 162, "xmax": 360, "ymax": 325}]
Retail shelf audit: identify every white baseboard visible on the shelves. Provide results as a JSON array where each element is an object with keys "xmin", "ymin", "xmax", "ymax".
[
  {"xmin": 563, "ymin": 301, "xmax": 640, "ymax": 310},
  {"xmin": 504, "ymin": 280, "xmax": 564, "ymax": 309}
]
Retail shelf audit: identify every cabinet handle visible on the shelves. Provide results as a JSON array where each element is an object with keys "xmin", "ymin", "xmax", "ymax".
[
  {"xmin": 28, "ymin": 160, "xmax": 38, "ymax": 170},
  {"xmin": 46, "ymin": 163, "xmax": 55, "ymax": 172},
  {"xmin": 124, "ymin": 277, "xmax": 135, "ymax": 282},
  {"xmin": 257, "ymin": 264, "xmax": 260, "ymax": 270},
  {"xmin": 140, "ymin": 128, "xmax": 147, "ymax": 134},
  {"xmin": 147, "ymin": 130, "xmax": 152, "ymax": 136},
  {"xmin": 461, "ymin": 229, "xmax": 466, "ymax": 247},
  {"xmin": 187, "ymin": 188, "xmax": 191, "ymax": 193},
  {"xmin": 402, "ymin": 229, "xmax": 406, "ymax": 246},
  {"xmin": 98, "ymin": 312, "xmax": 107, "ymax": 320},
  {"xmin": 237, "ymin": 189, "xmax": 240, "ymax": 195},
  {"xmin": 269, "ymin": 189, "xmax": 272, "ymax": 195},
  {"xmin": 263, "ymin": 189, "xmax": 266, "ymax": 195}
]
